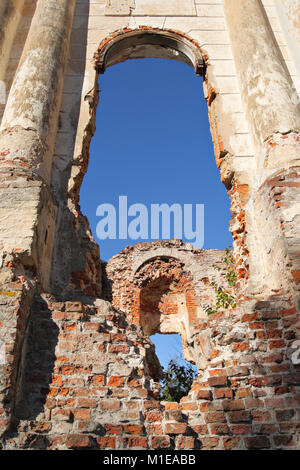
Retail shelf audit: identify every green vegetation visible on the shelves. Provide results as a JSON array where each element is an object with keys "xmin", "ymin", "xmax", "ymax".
[
  {"xmin": 203, "ymin": 247, "xmax": 237, "ymax": 316},
  {"xmin": 160, "ymin": 358, "xmax": 197, "ymax": 403}
]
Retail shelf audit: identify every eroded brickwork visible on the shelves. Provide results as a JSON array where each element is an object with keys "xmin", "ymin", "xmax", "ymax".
[
  {"xmin": 0, "ymin": 241, "xmax": 299, "ymax": 450},
  {"xmin": 106, "ymin": 241, "xmax": 230, "ymax": 362},
  {"xmin": 0, "ymin": 0, "xmax": 300, "ymax": 451},
  {"xmin": 1, "ymin": 265, "xmax": 299, "ymax": 449}
]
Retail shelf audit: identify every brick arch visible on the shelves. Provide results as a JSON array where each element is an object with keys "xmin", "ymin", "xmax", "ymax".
[
  {"xmin": 60, "ymin": 26, "xmax": 251, "ymax": 298},
  {"xmin": 131, "ymin": 249, "xmax": 201, "ymax": 280},
  {"xmin": 94, "ymin": 27, "xmax": 205, "ymax": 76},
  {"xmin": 106, "ymin": 241, "xmax": 229, "ymax": 325},
  {"xmin": 132, "ymin": 256, "xmax": 198, "ymax": 363},
  {"xmin": 105, "ymin": 241, "xmax": 229, "ymax": 364}
]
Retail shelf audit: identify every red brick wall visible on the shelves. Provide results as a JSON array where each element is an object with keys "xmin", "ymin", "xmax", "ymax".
[{"xmin": 0, "ymin": 241, "xmax": 299, "ymax": 450}]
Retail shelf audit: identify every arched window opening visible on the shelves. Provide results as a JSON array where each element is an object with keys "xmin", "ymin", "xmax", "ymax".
[
  {"xmin": 79, "ymin": 42, "xmax": 233, "ymax": 394},
  {"xmin": 96, "ymin": 29, "xmax": 204, "ymax": 75}
]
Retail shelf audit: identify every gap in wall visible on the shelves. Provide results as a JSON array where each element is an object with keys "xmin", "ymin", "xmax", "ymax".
[
  {"xmin": 150, "ymin": 333, "xmax": 198, "ymax": 402},
  {"xmin": 80, "ymin": 57, "xmax": 233, "ymax": 374},
  {"xmin": 79, "ymin": 58, "xmax": 233, "ymax": 261}
]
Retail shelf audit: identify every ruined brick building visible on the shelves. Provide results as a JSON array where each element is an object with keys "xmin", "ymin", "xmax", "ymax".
[{"xmin": 0, "ymin": 0, "xmax": 300, "ymax": 450}]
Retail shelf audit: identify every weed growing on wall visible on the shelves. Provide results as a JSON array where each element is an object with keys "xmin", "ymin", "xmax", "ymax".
[{"xmin": 203, "ymin": 247, "xmax": 237, "ymax": 315}]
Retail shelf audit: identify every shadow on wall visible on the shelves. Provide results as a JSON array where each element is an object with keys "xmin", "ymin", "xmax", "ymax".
[
  {"xmin": 50, "ymin": 1, "xmax": 101, "ymax": 298},
  {"xmin": 134, "ymin": 259, "xmax": 197, "ymax": 364},
  {"xmin": 3, "ymin": 295, "xmax": 59, "ymax": 449}
]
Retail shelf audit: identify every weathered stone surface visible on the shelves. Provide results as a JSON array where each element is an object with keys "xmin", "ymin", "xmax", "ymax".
[
  {"xmin": 0, "ymin": 0, "xmax": 24, "ymax": 81},
  {"xmin": 133, "ymin": 0, "xmax": 196, "ymax": 17},
  {"xmin": 225, "ymin": 0, "xmax": 300, "ymax": 150},
  {"xmin": 0, "ymin": 0, "xmax": 299, "ymax": 452}
]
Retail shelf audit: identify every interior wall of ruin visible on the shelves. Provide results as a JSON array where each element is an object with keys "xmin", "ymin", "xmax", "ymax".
[
  {"xmin": 50, "ymin": 0, "xmax": 254, "ymax": 297},
  {"xmin": 45, "ymin": 0, "xmax": 300, "ymax": 300},
  {"xmin": 0, "ymin": 1, "xmax": 36, "ymax": 123},
  {"xmin": 1, "ymin": 0, "xmax": 300, "ymax": 298},
  {"xmin": 0, "ymin": 0, "xmax": 299, "ymax": 451}
]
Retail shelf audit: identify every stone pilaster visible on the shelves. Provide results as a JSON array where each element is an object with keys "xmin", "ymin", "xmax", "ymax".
[{"xmin": 0, "ymin": 0, "xmax": 25, "ymax": 82}]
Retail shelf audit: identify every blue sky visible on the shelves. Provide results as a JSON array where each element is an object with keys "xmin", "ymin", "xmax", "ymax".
[
  {"xmin": 79, "ymin": 57, "xmax": 232, "ymax": 370},
  {"xmin": 149, "ymin": 333, "xmax": 198, "ymax": 373},
  {"xmin": 80, "ymin": 58, "xmax": 232, "ymax": 261}
]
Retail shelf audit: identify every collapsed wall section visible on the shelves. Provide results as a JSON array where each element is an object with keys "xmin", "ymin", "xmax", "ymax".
[
  {"xmin": 0, "ymin": 0, "xmax": 299, "ymax": 452},
  {"xmin": 0, "ymin": 241, "xmax": 299, "ymax": 450}
]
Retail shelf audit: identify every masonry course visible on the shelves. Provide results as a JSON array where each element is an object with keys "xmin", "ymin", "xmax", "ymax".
[{"xmin": 0, "ymin": 0, "xmax": 299, "ymax": 450}]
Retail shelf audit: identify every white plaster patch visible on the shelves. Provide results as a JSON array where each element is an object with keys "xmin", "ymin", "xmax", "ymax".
[{"xmin": 281, "ymin": 203, "xmax": 300, "ymax": 222}]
